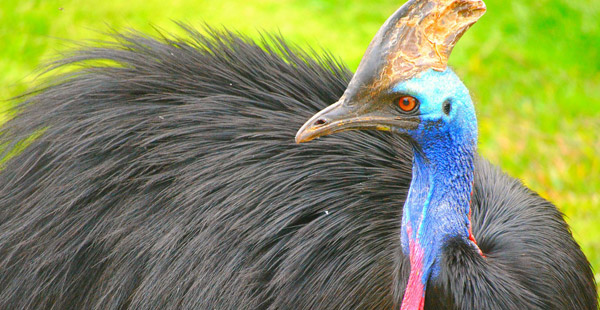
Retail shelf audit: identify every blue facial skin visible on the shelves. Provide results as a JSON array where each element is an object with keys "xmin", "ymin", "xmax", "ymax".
[{"xmin": 393, "ymin": 68, "xmax": 478, "ymax": 285}]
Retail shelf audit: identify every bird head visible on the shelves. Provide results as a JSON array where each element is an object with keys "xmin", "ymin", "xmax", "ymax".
[
  {"xmin": 295, "ymin": 0, "xmax": 485, "ymax": 150},
  {"xmin": 296, "ymin": 68, "xmax": 477, "ymax": 152}
]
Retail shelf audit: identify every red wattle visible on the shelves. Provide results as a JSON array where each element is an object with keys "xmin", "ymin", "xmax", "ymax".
[
  {"xmin": 400, "ymin": 226, "xmax": 426, "ymax": 310},
  {"xmin": 468, "ymin": 183, "xmax": 485, "ymax": 257}
]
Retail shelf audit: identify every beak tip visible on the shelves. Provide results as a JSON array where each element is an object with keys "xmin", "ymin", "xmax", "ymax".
[
  {"xmin": 295, "ymin": 118, "xmax": 318, "ymax": 144},
  {"xmin": 294, "ymin": 131, "xmax": 309, "ymax": 144}
]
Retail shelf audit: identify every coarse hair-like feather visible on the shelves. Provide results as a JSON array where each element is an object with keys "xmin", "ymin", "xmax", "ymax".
[{"xmin": 0, "ymin": 25, "xmax": 596, "ymax": 309}]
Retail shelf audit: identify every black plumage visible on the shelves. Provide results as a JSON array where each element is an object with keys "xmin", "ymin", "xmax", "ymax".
[{"xmin": 0, "ymin": 27, "xmax": 596, "ymax": 309}]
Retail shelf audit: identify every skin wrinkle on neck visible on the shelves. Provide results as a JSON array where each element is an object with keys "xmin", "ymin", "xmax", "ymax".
[{"xmin": 406, "ymin": 131, "xmax": 476, "ymax": 276}]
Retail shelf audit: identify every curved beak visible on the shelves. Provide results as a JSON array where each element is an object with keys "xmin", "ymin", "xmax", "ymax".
[
  {"xmin": 295, "ymin": 100, "xmax": 392, "ymax": 143},
  {"xmin": 296, "ymin": 100, "xmax": 419, "ymax": 143}
]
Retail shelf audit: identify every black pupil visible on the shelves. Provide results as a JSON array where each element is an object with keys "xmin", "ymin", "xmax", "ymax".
[{"xmin": 402, "ymin": 98, "xmax": 410, "ymax": 106}]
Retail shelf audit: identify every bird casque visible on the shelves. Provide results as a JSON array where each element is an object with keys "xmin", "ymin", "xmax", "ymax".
[{"xmin": 0, "ymin": 0, "xmax": 597, "ymax": 309}]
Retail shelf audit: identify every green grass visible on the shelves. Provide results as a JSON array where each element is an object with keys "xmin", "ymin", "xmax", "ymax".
[{"xmin": 1, "ymin": 0, "xmax": 599, "ymax": 289}]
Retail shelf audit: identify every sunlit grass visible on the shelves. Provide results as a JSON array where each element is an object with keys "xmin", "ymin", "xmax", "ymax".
[{"xmin": 1, "ymin": 0, "xmax": 599, "ymax": 291}]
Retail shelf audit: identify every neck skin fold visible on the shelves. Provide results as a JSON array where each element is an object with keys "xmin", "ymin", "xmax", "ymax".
[{"xmin": 399, "ymin": 133, "xmax": 478, "ymax": 310}]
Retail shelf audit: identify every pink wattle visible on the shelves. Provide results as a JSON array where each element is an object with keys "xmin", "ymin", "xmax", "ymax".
[
  {"xmin": 468, "ymin": 184, "xmax": 485, "ymax": 257},
  {"xmin": 400, "ymin": 225, "xmax": 426, "ymax": 310}
]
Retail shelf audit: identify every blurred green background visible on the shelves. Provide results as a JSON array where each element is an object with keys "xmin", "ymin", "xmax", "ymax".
[{"xmin": 1, "ymin": 0, "xmax": 599, "ymax": 290}]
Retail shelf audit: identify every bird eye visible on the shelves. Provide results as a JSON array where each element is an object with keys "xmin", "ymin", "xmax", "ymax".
[{"xmin": 397, "ymin": 96, "xmax": 419, "ymax": 113}]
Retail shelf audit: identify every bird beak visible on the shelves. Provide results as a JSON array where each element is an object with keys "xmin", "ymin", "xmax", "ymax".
[
  {"xmin": 296, "ymin": 98, "xmax": 421, "ymax": 143},
  {"xmin": 295, "ymin": 100, "xmax": 393, "ymax": 143}
]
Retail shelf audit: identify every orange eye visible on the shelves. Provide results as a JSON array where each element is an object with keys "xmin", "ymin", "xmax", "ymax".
[{"xmin": 397, "ymin": 96, "xmax": 418, "ymax": 112}]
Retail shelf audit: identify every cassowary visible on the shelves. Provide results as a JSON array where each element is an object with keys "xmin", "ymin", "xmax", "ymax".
[{"xmin": 0, "ymin": 0, "xmax": 596, "ymax": 309}]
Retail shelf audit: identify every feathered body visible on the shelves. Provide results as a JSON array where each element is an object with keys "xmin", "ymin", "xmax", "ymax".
[{"xmin": 0, "ymin": 28, "xmax": 596, "ymax": 309}]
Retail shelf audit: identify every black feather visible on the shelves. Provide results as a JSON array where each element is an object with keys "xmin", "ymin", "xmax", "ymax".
[{"xmin": 0, "ymin": 26, "xmax": 596, "ymax": 310}]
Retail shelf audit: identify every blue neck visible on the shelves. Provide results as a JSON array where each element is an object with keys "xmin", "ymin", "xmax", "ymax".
[
  {"xmin": 400, "ymin": 121, "xmax": 477, "ymax": 297},
  {"xmin": 389, "ymin": 69, "xmax": 480, "ymax": 309}
]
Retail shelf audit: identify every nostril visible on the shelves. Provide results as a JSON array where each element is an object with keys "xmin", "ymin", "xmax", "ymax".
[{"xmin": 314, "ymin": 118, "xmax": 327, "ymax": 126}]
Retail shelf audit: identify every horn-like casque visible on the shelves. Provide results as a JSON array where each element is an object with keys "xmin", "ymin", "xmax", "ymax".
[{"xmin": 345, "ymin": 0, "xmax": 486, "ymax": 101}]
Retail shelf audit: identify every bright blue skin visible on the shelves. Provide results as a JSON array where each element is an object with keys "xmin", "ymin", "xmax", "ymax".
[{"xmin": 393, "ymin": 68, "xmax": 478, "ymax": 286}]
